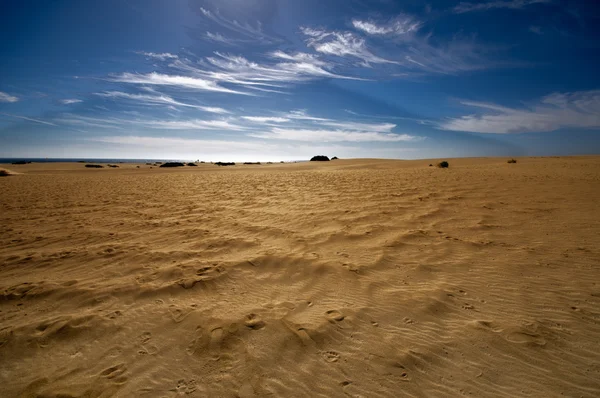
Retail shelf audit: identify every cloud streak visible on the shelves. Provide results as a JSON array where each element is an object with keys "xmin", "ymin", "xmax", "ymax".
[
  {"xmin": 137, "ymin": 52, "xmax": 179, "ymax": 60},
  {"xmin": 95, "ymin": 91, "xmax": 229, "ymax": 113},
  {"xmin": 454, "ymin": 0, "xmax": 550, "ymax": 14},
  {"xmin": 0, "ymin": 92, "xmax": 19, "ymax": 103},
  {"xmin": 60, "ymin": 99, "xmax": 83, "ymax": 105},
  {"xmin": 111, "ymin": 72, "xmax": 251, "ymax": 95},
  {"xmin": 248, "ymin": 127, "xmax": 420, "ymax": 142},
  {"xmin": 302, "ymin": 27, "xmax": 399, "ymax": 65},
  {"xmin": 439, "ymin": 90, "xmax": 600, "ymax": 133},
  {"xmin": 1, "ymin": 112, "xmax": 57, "ymax": 126},
  {"xmin": 352, "ymin": 16, "xmax": 421, "ymax": 36}
]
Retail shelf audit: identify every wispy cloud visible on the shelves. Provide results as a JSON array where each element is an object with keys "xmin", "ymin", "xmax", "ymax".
[
  {"xmin": 110, "ymin": 72, "xmax": 251, "ymax": 95},
  {"xmin": 248, "ymin": 127, "xmax": 420, "ymax": 142},
  {"xmin": 439, "ymin": 90, "xmax": 600, "ymax": 133},
  {"xmin": 141, "ymin": 119, "xmax": 246, "ymax": 131},
  {"xmin": 199, "ymin": 7, "xmax": 280, "ymax": 44},
  {"xmin": 206, "ymin": 31, "xmax": 235, "ymax": 44},
  {"xmin": 137, "ymin": 52, "xmax": 179, "ymax": 60},
  {"xmin": 301, "ymin": 21, "xmax": 495, "ymax": 75},
  {"xmin": 302, "ymin": 27, "xmax": 399, "ymax": 65},
  {"xmin": 319, "ymin": 121, "xmax": 396, "ymax": 133},
  {"xmin": 0, "ymin": 92, "xmax": 19, "ymax": 103},
  {"xmin": 92, "ymin": 135, "xmax": 274, "ymax": 152},
  {"xmin": 242, "ymin": 116, "xmax": 290, "ymax": 123},
  {"xmin": 1, "ymin": 112, "xmax": 57, "ymax": 126},
  {"xmin": 60, "ymin": 99, "xmax": 83, "ymax": 105},
  {"xmin": 529, "ymin": 26, "xmax": 543, "ymax": 35},
  {"xmin": 284, "ymin": 110, "xmax": 331, "ymax": 122},
  {"xmin": 59, "ymin": 114, "xmax": 246, "ymax": 131},
  {"xmin": 454, "ymin": 0, "xmax": 550, "ymax": 14},
  {"xmin": 352, "ymin": 15, "xmax": 421, "ymax": 36},
  {"xmin": 95, "ymin": 91, "xmax": 229, "ymax": 113}
]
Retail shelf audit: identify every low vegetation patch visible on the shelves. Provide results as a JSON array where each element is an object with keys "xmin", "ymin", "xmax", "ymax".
[
  {"xmin": 11, "ymin": 161, "xmax": 31, "ymax": 165},
  {"xmin": 85, "ymin": 164, "xmax": 103, "ymax": 168},
  {"xmin": 437, "ymin": 161, "xmax": 449, "ymax": 168},
  {"xmin": 186, "ymin": 162, "xmax": 197, "ymax": 166},
  {"xmin": 215, "ymin": 162, "xmax": 235, "ymax": 166},
  {"xmin": 507, "ymin": 159, "xmax": 517, "ymax": 163}
]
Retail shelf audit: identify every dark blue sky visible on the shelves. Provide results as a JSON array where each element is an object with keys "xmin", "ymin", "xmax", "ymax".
[{"xmin": 1, "ymin": 0, "xmax": 599, "ymax": 161}]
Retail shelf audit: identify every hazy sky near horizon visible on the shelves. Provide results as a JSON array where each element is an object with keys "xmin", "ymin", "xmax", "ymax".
[{"xmin": 1, "ymin": 0, "xmax": 599, "ymax": 161}]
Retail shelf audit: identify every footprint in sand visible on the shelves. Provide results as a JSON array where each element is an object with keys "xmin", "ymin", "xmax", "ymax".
[
  {"xmin": 100, "ymin": 363, "xmax": 128, "ymax": 384},
  {"xmin": 138, "ymin": 332, "xmax": 152, "ymax": 344},
  {"xmin": 323, "ymin": 351, "xmax": 340, "ymax": 362},
  {"xmin": 325, "ymin": 310, "xmax": 345, "ymax": 322},
  {"xmin": 244, "ymin": 314, "xmax": 266, "ymax": 330}
]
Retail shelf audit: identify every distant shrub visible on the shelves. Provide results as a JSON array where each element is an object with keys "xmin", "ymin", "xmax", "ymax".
[
  {"xmin": 159, "ymin": 162, "xmax": 185, "ymax": 168},
  {"xmin": 331, "ymin": 156, "xmax": 339, "ymax": 160},
  {"xmin": 11, "ymin": 161, "xmax": 31, "ymax": 165},
  {"xmin": 186, "ymin": 162, "xmax": 197, "ymax": 166},
  {"xmin": 107, "ymin": 164, "xmax": 119, "ymax": 168},
  {"xmin": 215, "ymin": 162, "xmax": 235, "ymax": 166},
  {"xmin": 507, "ymin": 159, "xmax": 517, "ymax": 163},
  {"xmin": 310, "ymin": 155, "xmax": 330, "ymax": 161},
  {"xmin": 437, "ymin": 161, "xmax": 449, "ymax": 168},
  {"xmin": 85, "ymin": 164, "xmax": 103, "ymax": 168},
  {"xmin": 0, "ymin": 170, "xmax": 11, "ymax": 176},
  {"xmin": 429, "ymin": 164, "xmax": 433, "ymax": 167},
  {"xmin": 243, "ymin": 162, "xmax": 261, "ymax": 165}
]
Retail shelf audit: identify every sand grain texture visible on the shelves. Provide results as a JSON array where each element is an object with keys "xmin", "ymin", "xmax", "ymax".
[{"xmin": 1, "ymin": 157, "xmax": 599, "ymax": 397}]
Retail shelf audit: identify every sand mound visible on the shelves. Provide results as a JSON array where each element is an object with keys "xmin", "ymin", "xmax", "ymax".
[
  {"xmin": 0, "ymin": 157, "xmax": 599, "ymax": 397},
  {"xmin": 0, "ymin": 168, "xmax": 19, "ymax": 176}
]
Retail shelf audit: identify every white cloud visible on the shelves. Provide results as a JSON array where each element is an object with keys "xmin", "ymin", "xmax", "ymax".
[
  {"xmin": 92, "ymin": 135, "xmax": 273, "ymax": 152},
  {"xmin": 319, "ymin": 121, "xmax": 396, "ymax": 133},
  {"xmin": 206, "ymin": 31, "xmax": 234, "ymax": 44},
  {"xmin": 199, "ymin": 7, "xmax": 280, "ymax": 44},
  {"xmin": 138, "ymin": 52, "xmax": 179, "ymax": 60},
  {"xmin": 285, "ymin": 110, "xmax": 331, "ymax": 122},
  {"xmin": 58, "ymin": 114, "xmax": 245, "ymax": 131},
  {"xmin": 0, "ymin": 92, "xmax": 19, "ymax": 103},
  {"xmin": 111, "ymin": 72, "xmax": 251, "ymax": 95},
  {"xmin": 95, "ymin": 91, "xmax": 229, "ymax": 113},
  {"xmin": 301, "ymin": 27, "xmax": 399, "ymax": 65},
  {"xmin": 242, "ymin": 116, "xmax": 290, "ymax": 123},
  {"xmin": 439, "ymin": 90, "xmax": 600, "ymax": 133},
  {"xmin": 352, "ymin": 16, "xmax": 421, "ymax": 36},
  {"xmin": 248, "ymin": 127, "xmax": 421, "ymax": 142},
  {"xmin": 60, "ymin": 99, "xmax": 83, "ymax": 105},
  {"xmin": 529, "ymin": 26, "xmax": 543, "ymax": 35},
  {"xmin": 454, "ymin": 0, "xmax": 549, "ymax": 13},
  {"xmin": 142, "ymin": 119, "xmax": 247, "ymax": 131}
]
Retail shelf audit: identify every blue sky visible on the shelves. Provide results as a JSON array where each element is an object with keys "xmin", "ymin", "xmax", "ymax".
[{"xmin": 1, "ymin": 0, "xmax": 599, "ymax": 161}]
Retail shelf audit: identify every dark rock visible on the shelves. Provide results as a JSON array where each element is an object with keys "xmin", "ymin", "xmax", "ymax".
[
  {"xmin": 310, "ymin": 155, "xmax": 330, "ymax": 161},
  {"xmin": 159, "ymin": 162, "xmax": 185, "ymax": 168}
]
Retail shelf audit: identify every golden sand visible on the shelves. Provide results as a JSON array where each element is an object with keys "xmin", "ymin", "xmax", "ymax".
[{"xmin": 1, "ymin": 157, "xmax": 599, "ymax": 397}]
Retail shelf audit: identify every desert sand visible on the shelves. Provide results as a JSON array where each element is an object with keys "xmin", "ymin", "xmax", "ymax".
[{"xmin": 1, "ymin": 157, "xmax": 599, "ymax": 397}]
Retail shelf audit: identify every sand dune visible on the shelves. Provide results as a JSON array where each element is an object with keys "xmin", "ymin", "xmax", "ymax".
[{"xmin": 1, "ymin": 157, "xmax": 599, "ymax": 397}]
